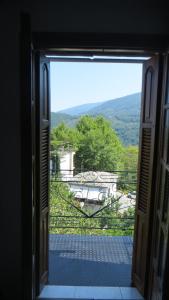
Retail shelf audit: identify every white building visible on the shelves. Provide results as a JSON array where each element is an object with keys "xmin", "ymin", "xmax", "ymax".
[
  {"xmin": 69, "ymin": 171, "xmax": 118, "ymax": 206},
  {"xmin": 50, "ymin": 150, "xmax": 118, "ymax": 207},
  {"xmin": 58, "ymin": 148, "xmax": 75, "ymax": 180},
  {"xmin": 50, "ymin": 148, "xmax": 75, "ymax": 180}
]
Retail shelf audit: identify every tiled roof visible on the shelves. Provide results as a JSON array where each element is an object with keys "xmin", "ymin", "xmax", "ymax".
[{"xmin": 69, "ymin": 171, "xmax": 118, "ymax": 188}]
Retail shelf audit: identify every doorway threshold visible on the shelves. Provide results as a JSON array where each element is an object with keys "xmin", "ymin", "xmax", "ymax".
[{"xmin": 38, "ymin": 285, "xmax": 143, "ymax": 300}]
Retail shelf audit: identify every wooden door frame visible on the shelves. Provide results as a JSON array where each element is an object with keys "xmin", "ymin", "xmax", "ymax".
[
  {"xmin": 20, "ymin": 14, "xmax": 35, "ymax": 300},
  {"xmin": 147, "ymin": 53, "xmax": 169, "ymax": 300},
  {"xmin": 21, "ymin": 25, "xmax": 169, "ymax": 299}
]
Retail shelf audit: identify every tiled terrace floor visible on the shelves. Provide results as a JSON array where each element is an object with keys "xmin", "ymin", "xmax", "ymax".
[{"xmin": 49, "ymin": 234, "xmax": 133, "ymax": 287}]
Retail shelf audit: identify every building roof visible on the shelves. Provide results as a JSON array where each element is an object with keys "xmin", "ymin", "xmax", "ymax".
[{"xmin": 69, "ymin": 171, "xmax": 118, "ymax": 188}]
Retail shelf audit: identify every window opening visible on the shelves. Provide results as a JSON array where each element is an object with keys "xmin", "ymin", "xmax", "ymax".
[{"xmin": 48, "ymin": 56, "xmax": 143, "ymax": 288}]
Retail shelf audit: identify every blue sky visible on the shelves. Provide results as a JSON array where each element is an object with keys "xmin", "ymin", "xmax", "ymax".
[{"xmin": 50, "ymin": 62, "xmax": 142, "ymax": 112}]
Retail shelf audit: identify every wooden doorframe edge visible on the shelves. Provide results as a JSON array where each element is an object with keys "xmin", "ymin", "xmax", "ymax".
[
  {"xmin": 21, "ymin": 22, "xmax": 169, "ymax": 300},
  {"xmin": 32, "ymin": 32, "xmax": 169, "ymax": 53},
  {"xmin": 20, "ymin": 12, "xmax": 33, "ymax": 300}
]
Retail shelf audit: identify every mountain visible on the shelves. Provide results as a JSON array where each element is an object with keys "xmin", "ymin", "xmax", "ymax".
[
  {"xmin": 58, "ymin": 102, "xmax": 104, "ymax": 116},
  {"xmin": 51, "ymin": 112, "xmax": 79, "ymax": 128},
  {"xmin": 86, "ymin": 93, "xmax": 140, "ymax": 118},
  {"xmin": 51, "ymin": 93, "xmax": 141, "ymax": 146},
  {"xmin": 58, "ymin": 94, "xmax": 140, "ymax": 117}
]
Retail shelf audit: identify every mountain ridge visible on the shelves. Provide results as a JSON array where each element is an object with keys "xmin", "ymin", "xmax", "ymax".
[
  {"xmin": 51, "ymin": 93, "xmax": 141, "ymax": 146},
  {"xmin": 58, "ymin": 93, "xmax": 140, "ymax": 116},
  {"xmin": 58, "ymin": 101, "xmax": 104, "ymax": 116}
]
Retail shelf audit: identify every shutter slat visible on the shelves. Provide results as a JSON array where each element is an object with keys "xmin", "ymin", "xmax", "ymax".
[
  {"xmin": 150, "ymin": 54, "xmax": 169, "ymax": 299},
  {"xmin": 37, "ymin": 56, "xmax": 50, "ymax": 292},
  {"xmin": 132, "ymin": 56, "xmax": 160, "ymax": 296}
]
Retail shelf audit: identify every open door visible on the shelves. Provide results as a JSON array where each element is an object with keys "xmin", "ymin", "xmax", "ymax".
[
  {"xmin": 132, "ymin": 55, "xmax": 161, "ymax": 296},
  {"xmin": 36, "ymin": 53, "xmax": 50, "ymax": 294},
  {"xmin": 149, "ymin": 53, "xmax": 169, "ymax": 300},
  {"xmin": 21, "ymin": 13, "xmax": 38, "ymax": 300}
]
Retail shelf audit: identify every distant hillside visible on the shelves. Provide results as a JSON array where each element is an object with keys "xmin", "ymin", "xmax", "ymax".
[
  {"xmin": 51, "ymin": 112, "xmax": 79, "ymax": 128},
  {"xmin": 86, "ymin": 93, "xmax": 140, "ymax": 118},
  {"xmin": 59, "ymin": 102, "xmax": 103, "ymax": 116},
  {"xmin": 51, "ymin": 93, "xmax": 141, "ymax": 146}
]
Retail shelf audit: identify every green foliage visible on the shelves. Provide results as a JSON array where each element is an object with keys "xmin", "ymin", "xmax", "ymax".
[
  {"xmin": 123, "ymin": 145, "xmax": 139, "ymax": 171},
  {"xmin": 51, "ymin": 93, "xmax": 141, "ymax": 146},
  {"xmin": 51, "ymin": 112, "xmax": 78, "ymax": 128},
  {"xmin": 50, "ymin": 122, "xmax": 79, "ymax": 151},
  {"xmin": 74, "ymin": 116, "xmax": 124, "ymax": 171},
  {"xmin": 49, "ymin": 115, "xmax": 138, "ymax": 237},
  {"xmin": 51, "ymin": 116, "xmax": 124, "ymax": 172},
  {"xmin": 49, "ymin": 181, "xmax": 135, "ymax": 236},
  {"xmin": 50, "ymin": 116, "xmax": 139, "ymax": 191},
  {"xmin": 119, "ymin": 146, "xmax": 138, "ymax": 192}
]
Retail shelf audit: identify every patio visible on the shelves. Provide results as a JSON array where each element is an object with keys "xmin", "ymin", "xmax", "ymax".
[{"xmin": 49, "ymin": 234, "xmax": 133, "ymax": 287}]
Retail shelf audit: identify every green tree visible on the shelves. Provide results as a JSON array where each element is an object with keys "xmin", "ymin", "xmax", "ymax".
[
  {"xmin": 50, "ymin": 122, "xmax": 79, "ymax": 151},
  {"xmin": 74, "ymin": 116, "xmax": 124, "ymax": 171},
  {"xmin": 50, "ymin": 123, "xmax": 79, "ymax": 176},
  {"xmin": 119, "ymin": 145, "xmax": 138, "ymax": 192},
  {"xmin": 123, "ymin": 145, "xmax": 138, "ymax": 171}
]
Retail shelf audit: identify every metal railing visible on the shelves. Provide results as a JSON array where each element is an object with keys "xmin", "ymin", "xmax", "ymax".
[{"xmin": 49, "ymin": 167, "xmax": 137, "ymax": 235}]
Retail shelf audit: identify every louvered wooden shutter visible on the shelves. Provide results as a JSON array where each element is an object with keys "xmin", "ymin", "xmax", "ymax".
[
  {"xmin": 132, "ymin": 55, "xmax": 160, "ymax": 295},
  {"xmin": 36, "ymin": 54, "xmax": 50, "ymax": 293},
  {"xmin": 21, "ymin": 13, "xmax": 37, "ymax": 300},
  {"xmin": 150, "ymin": 54, "xmax": 169, "ymax": 300}
]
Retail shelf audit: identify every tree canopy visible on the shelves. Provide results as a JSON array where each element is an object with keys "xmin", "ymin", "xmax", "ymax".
[
  {"xmin": 50, "ymin": 122, "xmax": 79, "ymax": 151},
  {"xmin": 51, "ymin": 115, "xmax": 126, "ymax": 172},
  {"xmin": 74, "ymin": 116, "xmax": 124, "ymax": 171}
]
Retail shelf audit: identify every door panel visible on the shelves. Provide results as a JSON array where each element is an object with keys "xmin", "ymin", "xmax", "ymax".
[
  {"xmin": 21, "ymin": 13, "xmax": 37, "ymax": 300},
  {"xmin": 132, "ymin": 55, "xmax": 160, "ymax": 295},
  {"xmin": 150, "ymin": 54, "xmax": 169, "ymax": 300},
  {"xmin": 36, "ymin": 54, "xmax": 50, "ymax": 294}
]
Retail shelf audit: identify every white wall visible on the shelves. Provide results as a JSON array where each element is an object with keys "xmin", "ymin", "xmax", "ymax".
[
  {"xmin": 70, "ymin": 183, "xmax": 117, "ymax": 201},
  {"xmin": 59, "ymin": 151, "xmax": 75, "ymax": 179},
  {"xmin": 70, "ymin": 184, "xmax": 108, "ymax": 201}
]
